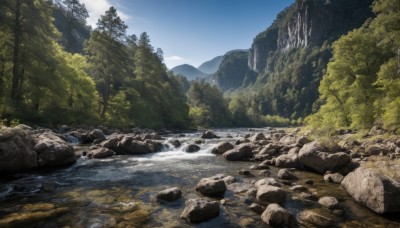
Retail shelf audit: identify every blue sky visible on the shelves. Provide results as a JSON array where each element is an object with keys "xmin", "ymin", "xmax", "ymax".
[{"xmin": 81, "ymin": 0, "xmax": 294, "ymax": 69}]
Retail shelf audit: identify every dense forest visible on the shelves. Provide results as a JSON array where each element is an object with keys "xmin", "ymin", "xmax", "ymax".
[{"xmin": 0, "ymin": 0, "xmax": 399, "ymax": 132}]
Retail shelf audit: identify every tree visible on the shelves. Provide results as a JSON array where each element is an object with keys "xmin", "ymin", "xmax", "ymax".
[
  {"xmin": 85, "ymin": 7, "xmax": 129, "ymax": 118},
  {"xmin": 62, "ymin": 0, "xmax": 89, "ymax": 52}
]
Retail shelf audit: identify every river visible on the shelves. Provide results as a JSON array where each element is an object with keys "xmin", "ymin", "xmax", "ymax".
[{"xmin": 0, "ymin": 129, "xmax": 399, "ymax": 227}]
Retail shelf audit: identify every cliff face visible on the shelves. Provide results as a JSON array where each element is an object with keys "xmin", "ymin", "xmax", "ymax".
[{"xmin": 249, "ymin": 0, "xmax": 373, "ymax": 73}]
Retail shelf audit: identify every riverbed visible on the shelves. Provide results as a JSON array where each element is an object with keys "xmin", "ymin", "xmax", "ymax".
[{"xmin": 0, "ymin": 129, "xmax": 399, "ymax": 227}]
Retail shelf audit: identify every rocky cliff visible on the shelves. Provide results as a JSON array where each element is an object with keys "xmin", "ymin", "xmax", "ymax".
[{"xmin": 249, "ymin": 0, "xmax": 373, "ymax": 73}]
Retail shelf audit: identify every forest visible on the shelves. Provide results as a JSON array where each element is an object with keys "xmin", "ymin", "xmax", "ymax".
[{"xmin": 0, "ymin": 0, "xmax": 399, "ymax": 133}]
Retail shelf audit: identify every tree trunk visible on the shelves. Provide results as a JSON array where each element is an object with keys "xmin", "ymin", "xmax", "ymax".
[
  {"xmin": 100, "ymin": 77, "xmax": 110, "ymax": 118},
  {"xmin": 11, "ymin": 0, "xmax": 21, "ymax": 100}
]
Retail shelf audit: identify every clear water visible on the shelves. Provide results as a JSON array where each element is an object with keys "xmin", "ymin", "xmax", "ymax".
[{"xmin": 0, "ymin": 129, "xmax": 399, "ymax": 227}]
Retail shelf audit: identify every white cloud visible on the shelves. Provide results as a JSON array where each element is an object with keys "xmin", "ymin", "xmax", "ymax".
[
  {"xmin": 80, "ymin": 0, "xmax": 130, "ymax": 28},
  {"xmin": 165, "ymin": 56, "xmax": 185, "ymax": 61}
]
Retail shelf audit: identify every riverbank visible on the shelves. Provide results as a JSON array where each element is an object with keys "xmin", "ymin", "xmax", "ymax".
[{"xmin": 0, "ymin": 125, "xmax": 399, "ymax": 227}]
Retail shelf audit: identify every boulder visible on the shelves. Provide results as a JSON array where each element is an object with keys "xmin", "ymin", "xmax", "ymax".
[
  {"xmin": 157, "ymin": 187, "xmax": 182, "ymax": 202},
  {"xmin": 180, "ymin": 198, "xmax": 220, "ymax": 223},
  {"xmin": 88, "ymin": 129, "xmax": 106, "ymax": 143},
  {"xmin": 256, "ymin": 185, "xmax": 286, "ymax": 206},
  {"xmin": 275, "ymin": 154, "xmax": 299, "ymax": 168},
  {"xmin": 88, "ymin": 147, "xmax": 115, "ymax": 159},
  {"xmin": 279, "ymin": 134, "xmax": 296, "ymax": 145},
  {"xmin": 258, "ymin": 143, "xmax": 279, "ymax": 156},
  {"xmin": 33, "ymin": 132, "xmax": 76, "ymax": 167},
  {"xmin": 255, "ymin": 178, "xmax": 282, "ymax": 188},
  {"xmin": 365, "ymin": 145, "xmax": 384, "ymax": 156},
  {"xmin": 196, "ymin": 177, "xmax": 227, "ymax": 196},
  {"xmin": 298, "ymin": 141, "xmax": 351, "ymax": 174},
  {"xmin": 114, "ymin": 136, "xmax": 155, "ymax": 155},
  {"xmin": 261, "ymin": 204, "xmax": 296, "ymax": 227},
  {"xmin": 0, "ymin": 128, "xmax": 38, "ymax": 172},
  {"xmin": 341, "ymin": 167, "xmax": 400, "ymax": 214},
  {"xmin": 185, "ymin": 144, "xmax": 201, "ymax": 153},
  {"xmin": 211, "ymin": 142, "xmax": 234, "ymax": 155},
  {"xmin": 324, "ymin": 173, "xmax": 344, "ymax": 184},
  {"xmin": 299, "ymin": 210, "xmax": 335, "ymax": 227},
  {"xmin": 223, "ymin": 144, "xmax": 253, "ymax": 161},
  {"xmin": 249, "ymin": 133, "xmax": 266, "ymax": 142},
  {"xmin": 278, "ymin": 169, "xmax": 297, "ymax": 180},
  {"xmin": 201, "ymin": 131, "xmax": 219, "ymax": 139},
  {"xmin": 296, "ymin": 136, "xmax": 310, "ymax": 146},
  {"xmin": 318, "ymin": 196, "xmax": 340, "ymax": 210},
  {"xmin": 249, "ymin": 203, "xmax": 265, "ymax": 215},
  {"xmin": 168, "ymin": 139, "xmax": 181, "ymax": 148}
]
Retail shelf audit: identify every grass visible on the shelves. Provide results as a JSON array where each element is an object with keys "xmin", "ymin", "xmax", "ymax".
[{"xmin": 363, "ymin": 157, "xmax": 400, "ymax": 182}]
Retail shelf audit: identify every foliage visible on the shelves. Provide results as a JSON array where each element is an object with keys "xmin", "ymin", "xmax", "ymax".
[{"xmin": 307, "ymin": 0, "xmax": 400, "ymax": 133}]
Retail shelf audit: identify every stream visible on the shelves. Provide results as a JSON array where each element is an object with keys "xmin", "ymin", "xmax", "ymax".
[{"xmin": 0, "ymin": 129, "xmax": 399, "ymax": 227}]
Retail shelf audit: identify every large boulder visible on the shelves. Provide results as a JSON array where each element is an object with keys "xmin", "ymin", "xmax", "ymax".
[
  {"xmin": 114, "ymin": 136, "xmax": 159, "ymax": 155},
  {"xmin": 223, "ymin": 144, "xmax": 253, "ymax": 161},
  {"xmin": 298, "ymin": 141, "xmax": 351, "ymax": 174},
  {"xmin": 196, "ymin": 176, "xmax": 227, "ymax": 196},
  {"xmin": 275, "ymin": 154, "xmax": 299, "ymax": 168},
  {"xmin": 185, "ymin": 144, "xmax": 201, "ymax": 153},
  {"xmin": 341, "ymin": 167, "xmax": 400, "ymax": 214},
  {"xmin": 279, "ymin": 134, "xmax": 296, "ymax": 145},
  {"xmin": 157, "ymin": 187, "xmax": 182, "ymax": 202},
  {"xmin": 256, "ymin": 185, "xmax": 286, "ymax": 206},
  {"xmin": 261, "ymin": 204, "xmax": 296, "ymax": 227},
  {"xmin": 0, "ymin": 127, "xmax": 38, "ymax": 172},
  {"xmin": 211, "ymin": 142, "xmax": 234, "ymax": 155},
  {"xmin": 180, "ymin": 198, "xmax": 220, "ymax": 223},
  {"xmin": 201, "ymin": 131, "xmax": 218, "ymax": 139},
  {"xmin": 33, "ymin": 132, "xmax": 76, "ymax": 167},
  {"xmin": 88, "ymin": 129, "xmax": 106, "ymax": 143}
]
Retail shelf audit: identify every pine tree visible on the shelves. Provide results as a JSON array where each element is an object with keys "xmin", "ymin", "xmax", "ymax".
[{"xmin": 62, "ymin": 0, "xmax": 89, "ymax": 52}]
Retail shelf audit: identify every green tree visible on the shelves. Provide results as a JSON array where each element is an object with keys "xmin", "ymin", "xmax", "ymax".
[{"xmin": 62, "ymin": 0, "xmax": 89, "ymax": 52}]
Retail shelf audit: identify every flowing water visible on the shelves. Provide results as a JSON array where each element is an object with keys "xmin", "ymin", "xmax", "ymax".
[{"xmin": 0, "ymin": 129, "xmax": 399, "ymax": 227}]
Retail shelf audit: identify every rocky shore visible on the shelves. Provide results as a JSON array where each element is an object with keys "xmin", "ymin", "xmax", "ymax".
[{"xmin": 1, "ymin": 125, "xmax": 399, "ymax": 226}]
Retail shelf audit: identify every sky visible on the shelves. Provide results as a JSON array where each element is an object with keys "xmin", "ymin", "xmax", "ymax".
[{"xmin": 80, "ymin": 0, "xmax": 294, "ymax": 69}]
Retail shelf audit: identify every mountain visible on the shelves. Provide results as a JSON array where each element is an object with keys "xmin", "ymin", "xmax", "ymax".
[
  {"xmin": 213, "ymin": 50, "xmax": 256, "ymax": 91},
  {"xmin": 170, "ymin": 64, "xmax": 209, "ymax": 81},
  {"xmin": 198, "ymin": 56, "xmax": 223, "ymax": 74},
  {"xmin": 219, "ymin": 0, "xmax": 374, "ymax": 120}
]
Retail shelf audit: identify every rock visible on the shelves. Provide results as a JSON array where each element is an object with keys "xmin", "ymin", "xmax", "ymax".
[
  {"xmin": 41, "ymin": 182, "xmax": 57, "ymax": 192},
  {"xmin": 296, "ymin": 136, "xmax": 310, "ymax": 146},
  {"xmin": 261, "ymin": 204, "xmax": 296, "ymax": 227},
  {"xmin": 157, "ymin": 187, "xmax": 182, "ymax": 202},
  {"xmin": 0, "ymin": 127, "xmax": 38, "ymax": 172},
  {"xmin": 180, "ymin": 198, "xmax": 220, "ymax": 223},
  {"xmin": 256, "ymin": 185, "xmax": 286, "ymax": 206},
  {"xmin": 318, "ymin": 196, "xmax": 340, "ymax": 210},
  {"xmin": 196, "ymin": 177, "xmax": 227, "ymax": 196},
  {"xmin": 115, "ymin": 136, "xmax": 156, "ymax": 155},
  {"xmin": 298, "ymin": 210, "xmax": 335, "ymax": 227},
  {"xmin": 201, "ymin": 130, "xmax": 219, "ymax": 139},
  {"xmin": 260, "ymin": 170, "xmax": 272, "ymax": 176},
  {"xmin": 255, "ymin": 178, "xmax": 282, "ymax": 188},
  {"xmin": 223, "ymin": 144, "xmax": 253, "ymax": 161},
  {"xmin": 365, "ymin": 144, "xmax": 384, "ymax": 156},
  {"xmin": 88, "ymin": 147, "xmax": 115, "ymax": 159},
  {"xmin": 15, "ymin": 124, "xmax": 33, "ymax": 131},
  {"xmin": 299, "ymin": 192, "xmax": 319, "ymax": 201},
  {"xmin": 298, "ymin": 141, "xmax": 351, "ymax": 174},
  {"xmin": 278, "ymin": 169, "xmax": 297, "ymax": 180},
  {"xmin": 33, "ymin": 132, "xmax": 76, "ymax": 167},
  {"xmin": 211, "ymin": 142, "xmax": 234, "ymax": 155},
  {"xmin": 168, "ymin": 139, "xmax": 181, "ymax": 148},
  {"xmin": 279, "ymin": 134, "xmax": 296, "ymax": 145},
  {"xmin": 249, "ymin": 203, "xmax": 265, "ymax": 215},
  {"xmin": 275, "ymin": 154, "xmax": 299, "ymax": 168},
  {"xmin": 258, "ymin": 143, "xmax": 279, "ymax": 156},
  {"xmin": 290, "ymin": 185, "xmax": 307, "ymax": 191},
  {"xmin": 239, "ymin": 169, "xmax": 251, "ymax": 176},
  {"xmin": 304, "ymin": 179, "xmax": 314, "ymax": 185},
  {"xmin": 333, "ymin": 209, "xmax": 345, "ymax": 217},
  {"xmin": 324, "ymin": 173, "xmax": 344, "ymax": 184},
  {"xmin": 185, "ymin": 144, "xmax": 201, "ymax": 153},
  {"xmin": 250, "ymin": 133, "xmax": 266, "ymax": 142},
  {"xmin": 341, "ymin": 167, "xmax": 400, "ymax": 214},
  {"xmin": 88, "ymin": 129, "xmax": 106, "ymax": 143}
]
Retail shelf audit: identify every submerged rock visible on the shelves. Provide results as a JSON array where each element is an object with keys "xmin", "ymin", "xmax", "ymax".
[
  {"xmin": 261, "ymin": 204, "xmax": 296, "ymax": 227},
  {"xmin": 180, "ymin": 198, "xmax": 220, "ymax": 223},
  {"xmin": 341, "ymin": 167, "xmax": 400, "ymax": 214},
  {"xmin": 157, "ymin": 187, "xmax": 182, "ymax": 202},
  {"xmin": 298, "ymin": 210, "xmax": 335, "ymax": 227}
]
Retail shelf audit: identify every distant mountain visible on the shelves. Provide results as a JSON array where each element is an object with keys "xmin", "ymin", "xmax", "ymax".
[
  {"xmin": 198, "ymin": 56, "xmax": 223, "ymax": 74},
  {"xmin": 170, "ymin": 64, "xmax": 208, "ymax": 81}
]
